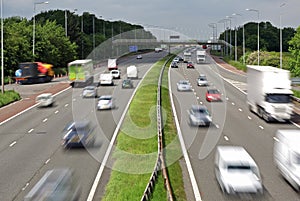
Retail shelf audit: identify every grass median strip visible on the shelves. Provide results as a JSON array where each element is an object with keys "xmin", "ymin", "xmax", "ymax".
[{"xmin": 102, "ymin": 56, "xmax": 171, "ymax": 201}]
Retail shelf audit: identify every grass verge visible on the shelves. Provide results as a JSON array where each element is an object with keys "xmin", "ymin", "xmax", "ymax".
[
  {"xmin": 0, "ymin": 90, "xmax": 21, "ymax": 108},
  {"xmin": 150, "ymin": 56, "xmax": 187, "ymax": 200},
  {"xmin": 102, "ymin": 55, "xmax": 174, "ymax": 201},
  {"xmin": 292, "ymin": 89, "xmax": 300, "ymax": 98}
]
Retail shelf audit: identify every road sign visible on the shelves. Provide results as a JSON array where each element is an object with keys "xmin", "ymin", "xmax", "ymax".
[
  {"xmin": 129, "ymin": 46, "xmax": 138, "ymax": 52},
  {"xmin": 170, "ymin": 35, "xmax": 180, "ymax": 39}
]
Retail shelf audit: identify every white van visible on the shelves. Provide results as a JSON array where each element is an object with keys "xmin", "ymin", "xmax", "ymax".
[
  {"xmin": 214, "ymin": 146, "xmax": 263, "ymax": 194},
  {"xmin": 99, "ymin": 73, "xmax": 114, "ymax": 85},
  {"xmin": 127, "ymin": 65, "xmax": 138, "ymax": 79},
  {"xmin": 274, "ymin": 129, "xmax": 300, "ymax": 191},
  {"xmin": 36, "ymin": 93, "xmax": 54, "ymax": 107}
]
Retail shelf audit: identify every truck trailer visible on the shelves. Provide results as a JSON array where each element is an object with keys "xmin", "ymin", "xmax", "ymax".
[
  {"xmin": 247, "ymin": 65, "xmax": 293, "ymax": 122},
  {"xmin": 68, "ymin": 59, "xmax": 94, "ymax": 88},
  {"xmin": 15, "ymin": 62, "xmax": 54, "ymax": 84},
  {"xmin": 107, "ymin": 58, "xmax": 118, "ymax": 70},
  {"xmin": 196, "ymin": 50, "xmax": 206, "ymax": 63}
]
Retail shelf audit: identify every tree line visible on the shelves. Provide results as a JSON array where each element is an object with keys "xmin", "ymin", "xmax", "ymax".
[
  {"xmin": 219, "ymin": 21, "xmax": 300, "ymax": 76},
  {"xmin": 1, "ymin": 9, "xmax": 149, "ymax": 78}
]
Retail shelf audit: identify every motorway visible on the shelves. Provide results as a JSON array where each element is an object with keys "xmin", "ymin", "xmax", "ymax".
[
  {"xmin": 0, "ymin": 51, "xmax": 167, "ymax": 201},
  {"xmin": 169, "ymin": 52, "xmax": 300, "ymax": 201}
]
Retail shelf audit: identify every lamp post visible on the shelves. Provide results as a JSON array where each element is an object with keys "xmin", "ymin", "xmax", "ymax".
[
  {"xmin": 93, "ymin": 15, "xmax": 95, "ymax": 60},
  {"xmin": 232, "ymin": 13, "xmax": 243, "ymax": 62},
  {"xmin": 226, "ymin": 16, "xmax": 233, "ymax": 57},
  {"xmin": 1, "ymin": 0, "xmax": 3, "ymax": 93},
  {"xmin": 33, "ymin": 1, "xmax": 48, "ymax": 59},
  {"xmin": 246, "ymin": 8, "xmax": 260, "ymax": 65},
  {"xmin": 280, "ymin": 3, "xmax": 286, "ymax": 69},
  {"xmin": 218, "ymin": 19, "xmax": 227, "ymax": 56}
]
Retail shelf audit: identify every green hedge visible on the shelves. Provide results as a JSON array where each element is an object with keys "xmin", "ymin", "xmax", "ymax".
[{"xmin": 0, "ymin": 90, "xmax": 21, "ymax": 107}]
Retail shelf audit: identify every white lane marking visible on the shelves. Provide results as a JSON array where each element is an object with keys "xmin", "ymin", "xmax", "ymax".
[
  {"xmin": 73, "ymin": 98, "xmax": 76, "ymax": 101},
  {"xmin": 199, "ymin": 101, "xmax": 203, "ymax": 105},
  {"xmin": 226, "ymin": 97, "xmax": 229, "ymax": 100},
  {"xmin": 28, "ymin": 128, "xmax": 34, "ymax": 133},
  {"xmin": 232, "ymin": 102, "xmax": 235, "ymax": 106},
  {"xmin": 42, "ymin": 118, "xmax": 48, "ymax": 123},
  {"xmin": 54, "ymin": 110, "xmax": 59, "ymax": 114},
  {"xmin": 215, "ymin": 124, "xmax": 220, "ymax": 129},
  {"xmin": 273, "ymin": 137, "xmax": 279, "ymax": 142},
  {"xmin": 166, "ymin": 66, "xmax": 202, "ymax": 201},
  {"xmin": 197, "ymin": 97, "xmax": 200, "ymax": 100},
  {"xmin": 9, "ymin": 141, "xmax": 17, "ymax": 147},
  {"xmin": 45, "ymin": 158, "xmax": 51, "ymax": 164},
  {"xmin": 259, "ymin": 125, "xmax": 264, "ymax": 130},
  {"xmin": 238, "ymin": 108, "xmax": 243, "ymax": 112},
  {"xmin": 22, "ymin": 183, "xmax": 30, "ymax": 191},
  {"xmin": 65, "ymin": 103, "xmax": 69, "ymax": 107},
  {"xmin": 224, "ymin": 136, "xmax": 229, "ymax": 141},
  {"xmin": 248, "ymin": 116, "xmax": 252, "ymax": 120}
]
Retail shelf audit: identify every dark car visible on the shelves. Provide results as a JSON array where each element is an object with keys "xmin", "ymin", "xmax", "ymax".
[
  {"xmin": 188, "ymin": 105, "xmax": 212, "ymax": 126},
  {"xmin": 61, "ymin": 121, "xmax": 95, "ymax": 148},
  {"xmin": 122, "ymin": 79, "xmax": 134, "ymax": 88},
  {"xmin": 171, "ymin": 61, "xmax": 178, "ymax": 68},
  {"xmin": 187, "ymin": 61, "xmax": 194, "ymax": 68}
]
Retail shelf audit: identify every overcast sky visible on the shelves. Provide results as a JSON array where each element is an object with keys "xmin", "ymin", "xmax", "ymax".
[{"xmin": 2, "ymin": 0, "xmax": 300, "ymax": 40}]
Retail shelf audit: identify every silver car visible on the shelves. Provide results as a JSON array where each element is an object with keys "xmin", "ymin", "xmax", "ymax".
[
  {"xmin": 97, "ymin": 95, "xmax": 115, "ymax": 110},
  {"xmin": 197, "ymin": 74, "xmax": 208, "ymax": 86},
  {"xmin": 188, "ymin": 105, "xmax": 212, "ymax": 126},
  {"xmin": 82, "ymin": 86, "xmax": 97, "ymax": 98},
  {"xmin": 177, "ymin": 80, "xmax": 191, "ymax": 91}
]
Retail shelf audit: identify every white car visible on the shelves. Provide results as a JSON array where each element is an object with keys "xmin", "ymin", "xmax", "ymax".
[
  {"xmin": 97, "ymin": 95, "xmax": 115, "ymax": 110},
  {"xmin": 110, "ymin": 69, "xmax": 121, "ymax": 79},
  {"xmin": 177, "ymin": 80, "xmax": 191, "ymax": 91},
  {"xmin": 36, "ymin": 93, "xmax": 54, "ymax": 107},
  {"xmin": 215, "ymin": 146, "xmax": 263, "ymax": 195},
  {"xmin": 82, "ymin": 86, "xmax": 97, "ymax": 98},
  {"xmin": 197, "ymin": 74, "xmax": 208, "ymax": 86},
  {"xmin": 136, "ymin": 55, "xmax": 142, "ymax": 59}
]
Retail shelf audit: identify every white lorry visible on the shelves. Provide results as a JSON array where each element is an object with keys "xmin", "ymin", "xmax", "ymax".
[
  {"xmin": 196, "ymin": 50, "xmax": 206, "ymax": 63},
  {"xmin": 127, "ymin": 65, "xmax": 138, "ymax": 79},
  {"xmin": 183, "ymin": 51, "xmax": 192, "ymax": 63},
  {"xmin": 99, "ymin": 73, "xmax": 114, "ymax": 86},
  {"xmin": 274, "ymin": 129, "xmax": 300, "ymax": 191},
  {"xmin": 247, "ymin": 65, "xmax": 293, "ymax": 122},
  {"xmin": 107, "ymin": 58, "xmax": 118, "ymax": 71}
]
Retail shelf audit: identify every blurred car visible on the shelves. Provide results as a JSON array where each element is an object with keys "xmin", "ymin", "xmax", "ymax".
[
  {"xmin": 61, "ymin": 121, "xmax": 95, "ymax": 148},
  {"xmin": 171, "ymin": 61, "xmax": 178, "ymax": 68},
  {"xmin": 177, "ymin": 80, "xmax": 191, "ymax": 91},
  {"xmin": 187, "ymin": 61, "xmax": 194, "ymax": 68},
  {"xmin": 24, "ymin": 168, "xmax": 81, "ymax": 201},
  {"xmin": 136, "ymin": 54, "xmax": 142, "ymax": 59},
  {"xmin": 97, "ymin": 95, "xmax": 115, "ymax": 110},
  {"xmin": 197, "ymin": 74, "xmax": 208, "ymax": 86},
  {"xmin": 215, "ymin": 146, "xmax": 263, "ymax": 195},
  {"xmin": 206, "ymin": 89, "xmax": 222, "ymax": 102},
  {"xmin": 188, "ymin": 105, "xmax": 212, "ymax": 126},
  {"xmin": 122, "ymin": 79, "xmax": 134, "ymax": 89},
  {"xmin": 82, "ymin": 86, "xmax": 97, "ymax": 98},
  {"xmin": 110, "ymin": 69, "xmax": 121, "ymax": 79},
  {"xmin": 173, "ymin": 57, "xmax": 179, "ymax": 62},
  {"xmin": 36, "ymin": 93, "xmax": 54, "ymax": 107}
]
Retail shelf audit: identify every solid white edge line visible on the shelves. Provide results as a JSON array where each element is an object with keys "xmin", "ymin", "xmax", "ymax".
[
  {"xmin": 168, "ymin": 68, "xmax": 202, "ymax": 201},
  {"xmin": 0, "ymin": 86, "xmax": 71, "ymax": 126},
  {"xmin": 86, "ymin": 62, "xmax": 156, "ymax": 201}
]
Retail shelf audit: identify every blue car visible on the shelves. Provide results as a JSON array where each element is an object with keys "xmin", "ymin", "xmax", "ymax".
[{"xmin": 62, "ymin": 121, "xmax": 95, "ymax": 148}]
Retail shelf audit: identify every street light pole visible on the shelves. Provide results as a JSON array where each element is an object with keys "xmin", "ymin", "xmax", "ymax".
[
  {"xmin": 218, "ymin": 19, "xmax": 227, "ymax": 56},
  {"xmin": 33, "ymin": 1, "xmax": 48, "ymax": 60},
  {"xmin": 93, "ymin": 15, "xmax": 95, "ymax": 60},
  {"xmin": 1, "ymin": 0, "xmax": 4, "ymax": 93},
  {"xmin": 232, "ymin": 13, "xmax": 243, "ymax": 62},
  {"xmin": 226, "ymin": 16, "xmax": 233, "ymax": 58},
  {"xmin": 65, "ymin": 10, "xmax": 67, "ymax": 36},
  {"xmin": 280, "ymin": 3, "xmax": 286, "ymax": 69},
  {"xmin": 246, "ymin": 8, "xmax": 260, "ymax": 65}
]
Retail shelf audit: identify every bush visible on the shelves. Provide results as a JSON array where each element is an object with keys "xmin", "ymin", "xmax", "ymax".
[{"xmin": 0, "ymin": 90, "xmax": 21, "ymax": 107}]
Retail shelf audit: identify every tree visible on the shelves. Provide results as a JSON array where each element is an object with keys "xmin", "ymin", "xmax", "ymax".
[{"xmin": 288, "ymin": 26, "xmax": 300, "ymax": 76}]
